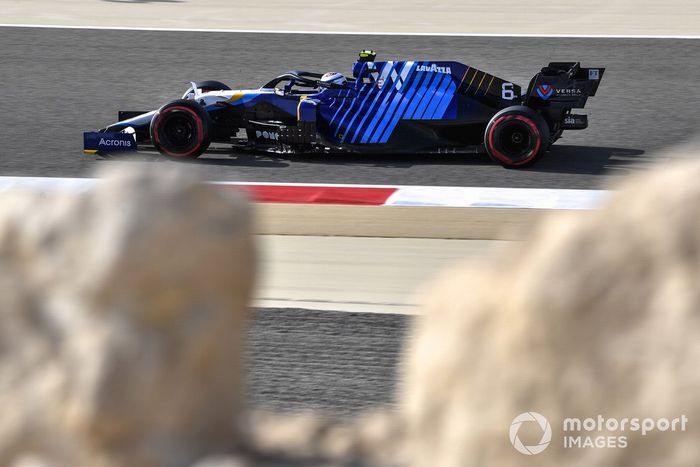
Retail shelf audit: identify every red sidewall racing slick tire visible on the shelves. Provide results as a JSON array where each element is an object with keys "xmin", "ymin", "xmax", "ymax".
[
  {"xmin": 150, "ymin": 99, "xmax": 212, "ymax": 159},
  {"xmin": 484, "ymin": 106, "xmax": 550, "ymax": 168}
]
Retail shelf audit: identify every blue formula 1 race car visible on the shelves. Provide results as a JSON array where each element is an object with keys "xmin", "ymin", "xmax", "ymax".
[{"xmin": 84, "ymin": 51, "xmax": 604, "ymax": 168}]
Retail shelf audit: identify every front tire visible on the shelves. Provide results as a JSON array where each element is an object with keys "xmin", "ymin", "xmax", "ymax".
[
  {"xmin": 150, "ymin": 99, "xmax": 212, "ymax": 159},
  {"xmin": 484, "ymin": 106, "xmax": 549, "ymax": 168}
]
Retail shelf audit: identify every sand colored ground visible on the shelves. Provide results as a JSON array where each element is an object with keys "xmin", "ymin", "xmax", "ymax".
[
  {"xmin": 2, "ymin": 0, "xmax": 699, "ymax": 36},
  {"xmin": 254, "ymin": 235, "xmax": 506, "ymax": 314}
]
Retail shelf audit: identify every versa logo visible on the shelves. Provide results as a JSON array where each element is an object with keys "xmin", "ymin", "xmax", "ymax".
[{"xmin": 536, "ymin": 85, "xmax": 554, "ymax": 100}]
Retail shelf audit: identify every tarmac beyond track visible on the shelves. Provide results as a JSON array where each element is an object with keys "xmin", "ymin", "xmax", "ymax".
[
  {"xmin": 2, "ymin": 27, "xmax": 700, "ymax": 188},
  {"xmin": 248, "ymin": 308, "xmax": 410, "ymax": 415}
]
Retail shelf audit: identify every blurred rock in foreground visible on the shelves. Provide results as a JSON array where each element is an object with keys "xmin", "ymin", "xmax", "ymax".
[
  {"xmin": 402, "ymin": 159, "xmax": 700, "ymax": 467},
  {"xmin": 3, "ymin": 156, "xmax": 700, "ymax": 467},
  {"xmin": 0, "ymin": 166, "xmax": 255, "ymax": 467}
]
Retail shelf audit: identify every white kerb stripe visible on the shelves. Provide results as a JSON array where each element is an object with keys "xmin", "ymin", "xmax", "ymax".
[
  {"xmin": 384, "ymin": 186, "xmax": 611, "ymax": 209},
  {"xmin": 0, "ymin": 176, "xmax": 611, "ymax": 209}
]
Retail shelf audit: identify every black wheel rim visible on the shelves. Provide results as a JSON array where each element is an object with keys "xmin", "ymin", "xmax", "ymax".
[
  {"xmin": 160, "ymin": 112, "xmax": 197, "ymax": 151},
  {"xmin": 494, "ymin": 120, "xmax": 536, "ymax": 162}
]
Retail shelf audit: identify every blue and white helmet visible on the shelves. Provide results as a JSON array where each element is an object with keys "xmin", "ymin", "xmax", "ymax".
[{"xmin": 321, "ymin": 72, "xmax": 347, "ymax": 86}]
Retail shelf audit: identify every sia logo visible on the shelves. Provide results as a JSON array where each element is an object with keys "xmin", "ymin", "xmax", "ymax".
[{"xmin": 536, "ymin": 85, "xmax": 554, "ymax": 100}]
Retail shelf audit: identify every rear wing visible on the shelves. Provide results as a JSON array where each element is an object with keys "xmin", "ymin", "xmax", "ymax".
[{"xmin": 525, "ymin": 62, "xmax": 605, "ymax": 109}]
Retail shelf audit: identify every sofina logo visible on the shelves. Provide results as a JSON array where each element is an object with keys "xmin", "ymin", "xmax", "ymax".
[
  {"xmin": 536, "ymin": 85, "xmax": 554, "ymax": 100},
  {"xmin": 509, "ymin": 412, "xmax": 552, "ymax": 455}
]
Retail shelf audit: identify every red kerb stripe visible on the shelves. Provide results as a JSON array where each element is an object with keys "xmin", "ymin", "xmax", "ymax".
[{"xmin": 221, "ymin": 185, "xmax": 398, "ymax": 205}]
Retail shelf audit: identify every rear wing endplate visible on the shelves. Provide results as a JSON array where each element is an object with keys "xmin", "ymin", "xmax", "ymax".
[{"xmin": 526, "ymin": 62, "xmax": 606, "ymax": 109}]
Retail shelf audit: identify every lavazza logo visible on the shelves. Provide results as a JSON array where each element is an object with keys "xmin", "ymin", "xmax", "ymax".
[
  {"xmin": 509, "ymin": 412, "xmax": 688, "ymax": 455},
  {"xmin": 416, "ymin": 63, "xmax": 452, "ymax": 74},
  {"xmin": 99, "ymin": 138, "xmax": 132, "ymax": 147}
]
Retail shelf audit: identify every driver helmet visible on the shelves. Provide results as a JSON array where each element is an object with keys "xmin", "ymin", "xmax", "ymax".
[{"xmin": 321, "ymin": 72, "xmax": 347, "ymax": 86}]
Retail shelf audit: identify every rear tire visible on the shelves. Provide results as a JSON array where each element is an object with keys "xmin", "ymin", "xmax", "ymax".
[
  {"xmin": 150, "ymin": 99, "xmax": 212, "ymax": 159},
  {"xmin": 484, "ymin": 106, "xmax": 549, "ymax": 168}
]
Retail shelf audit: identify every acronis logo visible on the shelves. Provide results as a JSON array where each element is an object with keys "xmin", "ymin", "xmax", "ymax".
[
  {"xmin": 98, "ymin": 138, "xmax": 132, "ymax": 147},
  {"xmin": 84, "ymin": 131, "xmax": 137, "ymax": 153},
  {"xmin": 416, "ymin": 64, "xmax": 452, "ymax": 74}
]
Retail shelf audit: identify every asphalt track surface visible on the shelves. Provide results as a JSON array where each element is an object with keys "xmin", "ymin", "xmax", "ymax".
[
  {"xmin": 3, "ymin": 27, "xmax": 700, "ymax": 189},
  {"xmin": 248, "ymin": 308, "xmax": 409, "ymax": 415}
]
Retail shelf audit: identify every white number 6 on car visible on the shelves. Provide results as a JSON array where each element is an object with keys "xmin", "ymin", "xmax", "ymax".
[{"xmin": 502, "ymin": 83, "xmax": 516, "ymax": 100}]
